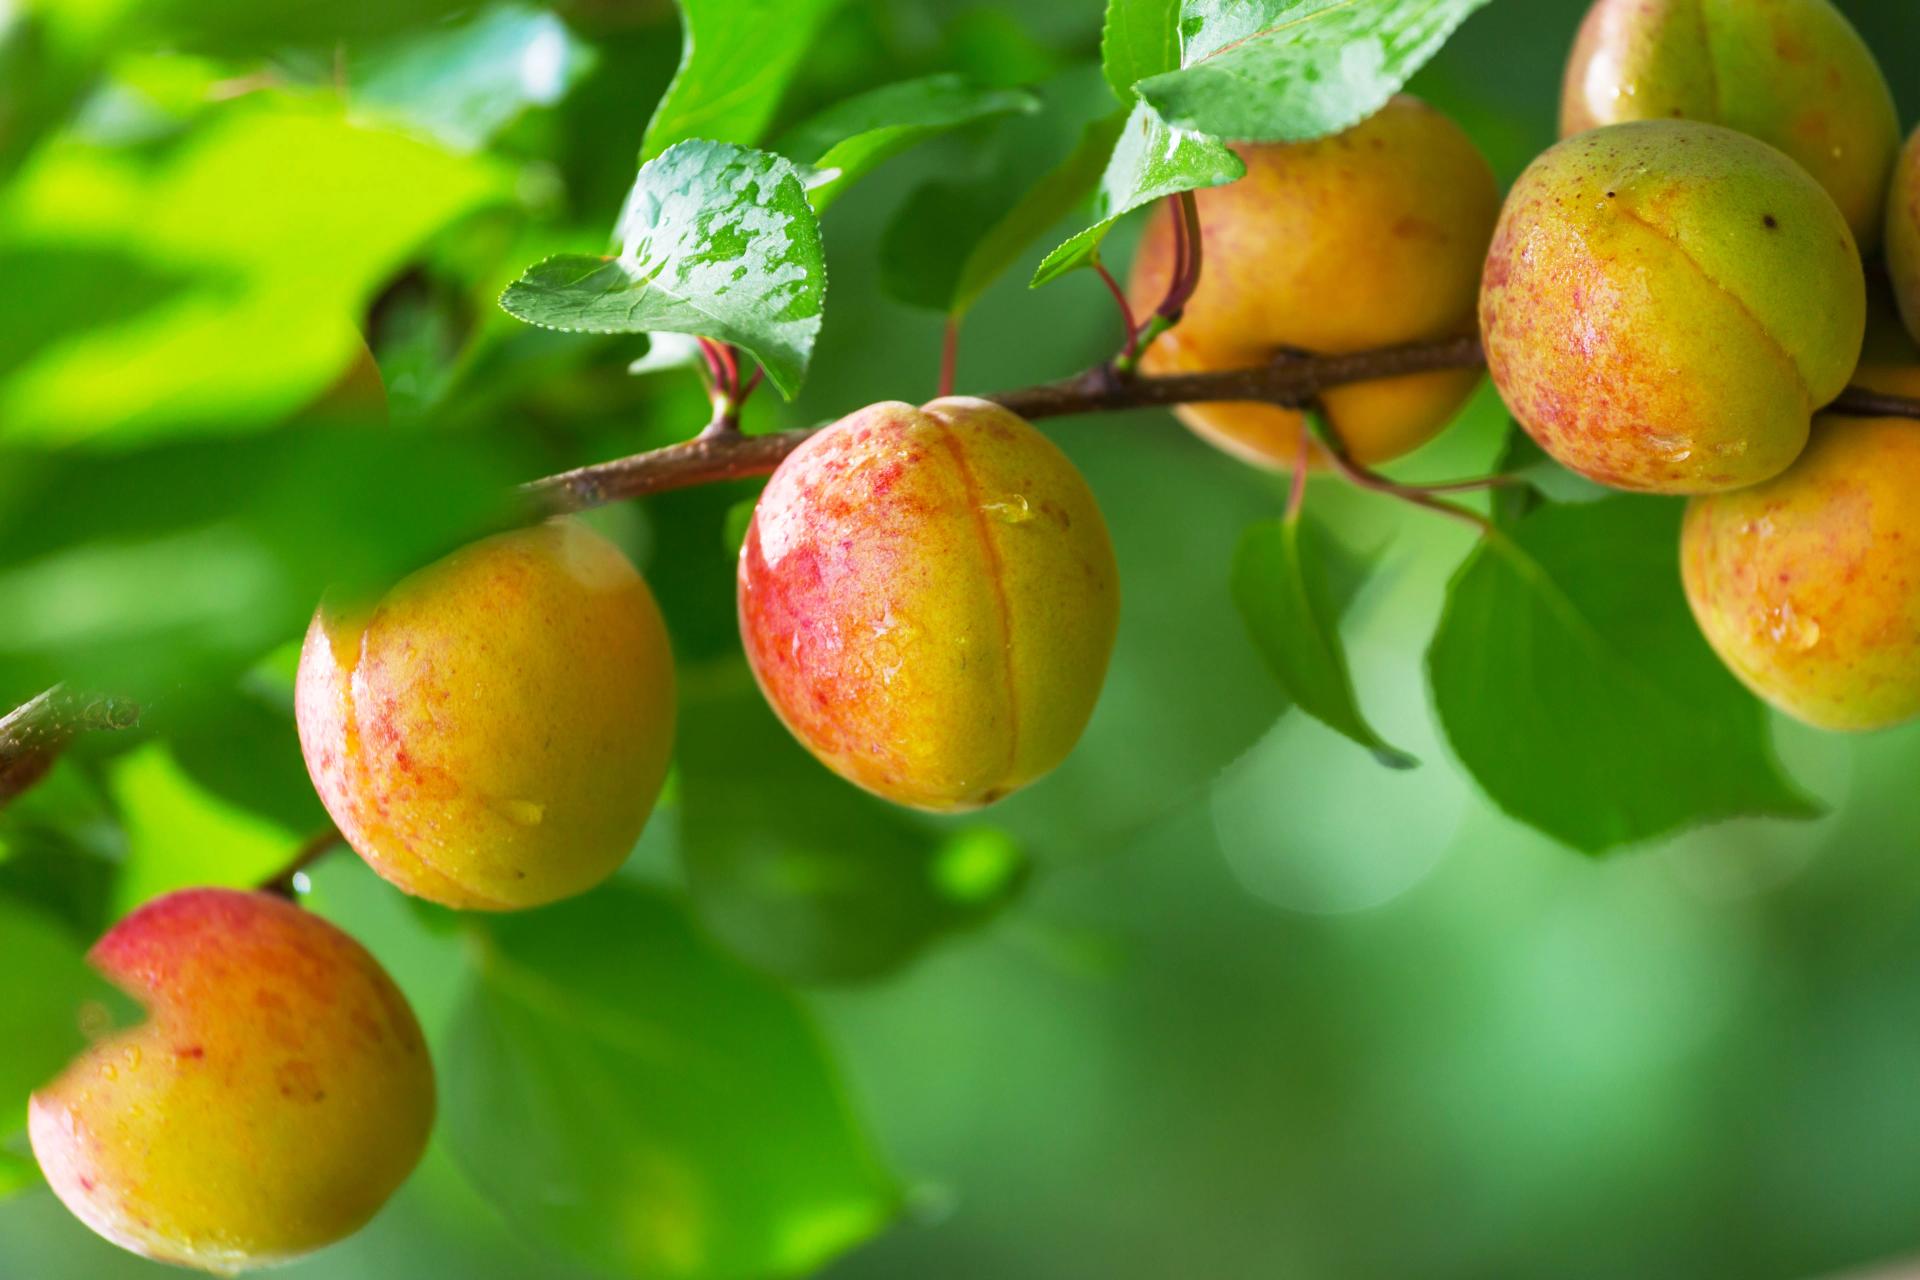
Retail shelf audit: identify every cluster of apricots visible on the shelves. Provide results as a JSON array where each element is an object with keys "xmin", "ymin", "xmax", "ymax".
[{"xmin": 26, "ymin": 0, "xmax": 1920, "ymax": 1272}]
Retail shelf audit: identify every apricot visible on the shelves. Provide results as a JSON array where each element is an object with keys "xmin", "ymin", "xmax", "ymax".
[
  {"xmin": 1561, "ymin": 0, "xmax": 1900, "ymax": 250},
  {"xmin": 738, "ymin": 397, "xmax": 1118, "ymax": 811},
  {"xmin": 1888, "ymin": 127, "xmax": 1920, "ymax": 345},
  {"xmin": 296, "ymin": 520, "xmax": 675, "ymax": 910},
  {"xmin": 1481, "ymin": 120, "xmax": 1865, "ymax": 494},
  {"xmin": 1125, "ymin": 94, "xmax": 1498, "ymax": 469},
  {"xmin": 1682, "ymin": 339, "xmax": 1920, "ymax": 731},
  {"xmin": 29, "ymin": 889, "xmax": 433, "ymax": 1272}
]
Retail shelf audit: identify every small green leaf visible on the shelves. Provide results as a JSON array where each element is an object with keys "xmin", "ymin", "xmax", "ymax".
[
  {"xmin": 1428, "ymin": 498, "xmax": 1819, "ymax": 854},
  {"xmin": 1496, "ymin": 428, "xmax": 1613, "ymax": 515},
  {"xmin": 444, "ymin": 883, "xmax": 899, "ymax": 1279},
  {"xmin": 678, "ymin": 675, "xmax": 1027, "ymax": 984},
  {"xmin": 778, "ymin": 74, "xmax": 1038, "ymax": 212},
  {"xmin": 1101, "ymin": 0, "xmax": 1181, "ymax": 104},
  {"xmin": 1136, "ymin": 0, "xmax": 1495, "ymax": 143},
  {"xmin": 499, "ymin": 140, "xmax": 826, "ymax": 398},
  {"xmin": 641, "ymin": 0, "xmax": 845, "ymax": 161},
  {"xmin": 1234, "ymin": 513, "xmax": 1413, "ymax": 768},
  {"xmin": 1031, "ymin": 100, "xmax": 1242, "ymax": 287}
]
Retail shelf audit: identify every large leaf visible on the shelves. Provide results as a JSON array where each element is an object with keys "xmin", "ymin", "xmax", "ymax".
[
  {"xmin": 104, "ymin": 742, "xmax": 300, "ymax": 913},
  {"xmin": 1427, "ymin": 498, "xmax": 1818, "ymax": 853},
  {"xmin": 640, "ymin": 0, "xmax": 844, "ymax": 161},
  {"xmin": 443, "ymin": 884, "xmax": 899, "ymax": 1279},
  {"xmin": 1233, "ymin": 512, "xmax": 1413, "ymax": 768},
  {"xmin": 678, "ymin": 673, "xmax": 1027, "ymax": 985},
  {"xmin": 778, "ymin": 74, "xmax": 1038, "ymax": 212},
  {"xmin": 499, "ymin": 140, "xmax": 826, "ymax": 398},
  {"xmin": 1030, "ymin": 100, "xmax": 1242, "ymax": 286},
  {"xmin": 1135, "ymin": 0, "xmax": 1495, "ymax": 142},
  {"xmin": 0, "ymin": 896, "xmax": 137, "ymax": 1141},
  {"xmin": 1101, "ymin": 0, "xmax": 1181, "ymax": 104}
]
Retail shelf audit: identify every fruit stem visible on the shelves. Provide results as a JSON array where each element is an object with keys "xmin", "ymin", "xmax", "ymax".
[
  {"xmin": 938, "ymin": 318, "xmax": 959, "ymax": 398},
  {"xmin": 1092, "ymin": 262, "xmax": 1139, "ymax": 355},
  {"xmin": 261, "ymin": 829, "xmax": 346, "ymax": 900}
]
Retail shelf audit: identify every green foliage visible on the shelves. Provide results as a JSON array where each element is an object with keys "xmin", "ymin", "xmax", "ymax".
[
  {"xmin": 0, "ymin": 898, "xmax": 137, "ymax": 1144},
  {"xmin": 641, "ymin": 0, "xmax": 844, "ymax": 161},
  {"xmin": 1428, "ymin": 498, "xmax": 1819, "ymax": 853},
  {"xmin": 501, "ymin": 140, "xmax": 826, "ymax": 397},
  {"xmin": 1100, "ymin": 0, "xmax": 1181, "ymax": 105},
  {"xmin": 443, "ymin": 883, "xmax": 898, "ymax": 1279}
]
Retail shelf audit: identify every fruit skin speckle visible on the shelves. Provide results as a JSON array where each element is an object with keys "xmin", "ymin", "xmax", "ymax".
[
  {"xmin": 28, "ymin": 888, "xmax": 435, "ymax": 1273},
  {"xmin": 1480, "ymin": 119, "xmax": 1865, "ymax": 495},
  {"xmin": 738, "ymin": 397, "xmax": 1118, "ymax": 811},
  {"xmin": 1561, "ymin": 0, "xmax": 1900, "ymax": 250},
  {"xmin": 1128, "ymin": 95, "xmax": 1498, "ymax": 471},
  {"xmin": 295, "ymin": 519, "xmax": 676, "ymax": 910}
]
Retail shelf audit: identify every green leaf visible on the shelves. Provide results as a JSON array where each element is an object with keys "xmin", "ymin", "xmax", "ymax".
[
  {"xmin": 1135, "ymin": 0, "xmax": 1495, "ymax": 143},
  {"xmin": 1101, "ymin": 0, "xmax": 1181, "ymax": 104},
  {"xmin": 1233, "ymin": 513, "xmax": 1414, "ymax": 768},
  {"xmin": 1496, "ymin": 428, "xmax": 1613, "ymax": 515},
  {"xmin": 350, "ymin": 5, "xmax": 595, "ymax": 153},
  {"xmin": 0, "ymin": 1146, "xmax": 39, "ymax": 1201},
  {"xmin": 0, "ymin": 896, "xmax": 139, "ymax": 1138},
  {"xmin": 778, "ymin": 74, "xmax": 1038, "ymax": 212},
  {"xmin": 1030, "ymin": 100, "xmax": 1242, "ymax": 287},
  {"xmin": 499, "ymin": 140, "xmax": 826, "ymax": 398},
  {"xmin": 105, "ymin": 742, "xmax": 300, "ymax": 913},
  {"xmin": 1427, "ymin": 498, "xmax": 1819, "ymax": 854},
  {"xmin": 444, "ymin": 883, "xmax": 899, "ymax": 1279},
  {"xmin": 641, "ymin": 0, "xmax": 844, "ymax": 161},
  {"xmin": 677, "ymin": 674, "xmax": 1028, "ymax": 985}
]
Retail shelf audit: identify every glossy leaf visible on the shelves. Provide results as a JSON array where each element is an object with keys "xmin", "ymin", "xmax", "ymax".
[
  {"xmin": 500, "ymin": 141, "xmax": 825, "ymax": 397},
  {"xmin": 779, "ymin": 74, "xmax": 1039, "ymax": 211},
  {"xmin": 1428, "ymin": 498, "xmax": 1818, "ymax": 853},
  {"xmin": 1233, "ymin": 513, "xmax": 1413, "ymax": 768},
  {"xmin": 677, "ymin": 674, "xmax": 1028, "ymax": 984},
  {"xmin": 641, "ymin": 0, "xmax": 844, "ymax": 161},
  {"xmin": 443, "ymin": 883, "xmax": 899, "ymax": 1279},
  {"xmin": 1101, "ymin": 0, "xmax": 1180, "ymax": 103},
  {"xmin": 1136, "ymin": 0, "xmax": 1495, "ymax": 143}
]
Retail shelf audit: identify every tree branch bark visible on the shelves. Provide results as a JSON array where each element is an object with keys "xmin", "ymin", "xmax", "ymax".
[{"xmin": 0, "ymin": 687, "xmax": 139, "ymax": 808}]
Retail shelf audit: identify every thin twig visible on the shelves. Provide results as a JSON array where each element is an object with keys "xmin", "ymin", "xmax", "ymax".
[
  {"xmin": 262, "ymin": 829, "xmax": 345, "ymax": 899},
  {"xmin": 938, "ymin": 319, "xmax": 959, "ymax": 399},
  {"xmin": 0, "ymin": 687, "xmax": 139, "ymax": 809}
]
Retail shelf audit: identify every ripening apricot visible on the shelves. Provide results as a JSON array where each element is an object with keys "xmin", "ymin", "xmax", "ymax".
[
  {"xmin": 296, "ymin": 520, "xmax": 675, "ymax": 910},
  {"xmin": 1126, "ymin": 94, "xmax": 1498, "ymax": 469},
  {"xmin": 1888, "ymin": 127, "xmax": 1920, "ymax": 345},
  {"xmin": 1682, "ymin": 338, "xmax": 1920, "ymax": 731},
  {"xmin": 29, "ymin": 889, "xmax": 433, "ymax": 1273},
  {"xmin": 1481, "ymin": 120, "xmax": 1865, "ymax": 494},
  {"xmin": 738, "ymin": 397, "xmax": 1118, "ymax": 811},
  {"xmin": 1561, "ymin": 0, "xmax": 1900, "ymax": 250}
]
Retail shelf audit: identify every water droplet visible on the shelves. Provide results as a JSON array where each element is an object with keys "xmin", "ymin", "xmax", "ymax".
[
  {"xmin": 1764, "ymin": 601, "xmax": 1822, "ymax": 652},
  {"xmin": 981, "ymin": 494, "xmax": 1033, "ymax": 523}
]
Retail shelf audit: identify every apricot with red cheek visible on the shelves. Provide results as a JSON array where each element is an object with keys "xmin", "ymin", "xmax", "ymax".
[
  {"xmin": 29, "ymin": 889, "xmax": 433, "ymax": 1273},
  {"xmin": 1481, "ymin": 120, "xmax": 1864, "ymax": 495},
  {"xmin": 1681, "ymin": 340, "xmax": 1920, "ymax": 731},
  {"xmin": 1561, "ymin": 0, "xmax": 1899, "ymax": 250},
  {"xmin": 1887, "ymin": 127, "xmax": 1920, "ymax": 346},
  {"xmin": 738, "ymin": 397, "xmax": 1118, "ymax": 811},
  {"xmin": 1126, "ymin": 95, "xmax": 1497, "ymax": 469},
  {"xmin": 296, "ymin": 519, "xmax": 675, "ymax": 910}
]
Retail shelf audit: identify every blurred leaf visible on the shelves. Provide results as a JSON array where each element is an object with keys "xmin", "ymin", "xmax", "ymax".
[
  {"xmin": 444, "ymin": 883, "xmax": 900, "ymax": 1278},
  {"xmin": 778, "ymin": 74, "xmax": 1037, "ymax": 211},
  {"xmin": 1101, "ymin": 0, "xmax": 1180, "ymax": 104},
  {"xmin": 678, "ymin": 673, "xmax": 1028, "ymax": 985},
  {"xmin": 0, "ymin": 98, "xmax": 511, "ymax": 445},
  {"xmin": 1233, "ymin": 513, "xmax": 1413, "ymax": 768},
  {"xmin": 1428, "ymin": 497, "xmax": 1818, "ymax": 854},
  {"xmin": 0, "ymin": 1147, "xmax": 37, "ymax": 1201},
  {"xmin": 352, "ymin": 5, "xmax": 596, "ymax": 153},
  {"xmin": 641, "ymin": 0, "xmax": 844, "ymax": 162},
  {"xmin": 939, "ymin": 7, "xmax": 1062, "ymax": 89},
  {"xmin": 1136, "ymin": 0, "xmax": 1494, "ymax": 142},
  {"xmin": 105, "ymin": 741, "xmax": 300, "ymax": 912},
  {"xmin": 127, "ymin": 0, "xmax": 478, "ymax": 55},
  {"xmin": 0, "ymin": 896, "xmax": 138, "ymax": 1139},
  {"xmin": 1495, "ymin": 428, "xmax": 1612, "ymax": 520},
  {"xmin": 1030, "ymin": 100, "xmax": 1241, "ymax": 287},
  {"xmin": 169, "ymin": 684, "xmax": 328, "ymax": 835},
  {"xmin": 500, "ymin": 141, "xmax": 825, "ymax": 397}
]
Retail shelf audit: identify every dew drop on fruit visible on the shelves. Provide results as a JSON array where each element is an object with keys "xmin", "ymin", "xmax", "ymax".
[{"xmin": 982, "ymin": 494, "xmax": 1033, "ymax": 523}]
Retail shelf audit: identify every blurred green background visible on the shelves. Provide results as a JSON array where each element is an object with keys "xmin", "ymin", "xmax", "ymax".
[{"xmin": 4, "ymin": 1, "xmax": 1920, "ymax": 1277}]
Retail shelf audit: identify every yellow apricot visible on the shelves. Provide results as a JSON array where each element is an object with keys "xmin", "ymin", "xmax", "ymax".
[
  {"xmin": 737, "ymin": 397, "xmax": 1118, "ymax": 811},
  {"xmin": 1481, "ymin": 120, "xmax": 1864, "ymax": 494},
  {"xmin": 296, "ymin": 520, "xmax": 675, "ymax": 909},
  {"xmin": 29, "ymin": 889, "xmax": 433, "ymax": 1273},
  {"xmin": 1562, "ymin": 0, "xmax": 1900, "ymax": 250},
  {"xmin": 1125, "ymin": 94, "xmax": 1498, "ymax": 469}
]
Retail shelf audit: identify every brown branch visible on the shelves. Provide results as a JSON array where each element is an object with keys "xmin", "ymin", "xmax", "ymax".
[
  {"xmin": 0, "ymin": 687, "xmax": 139, "ymax": 808},
  {"xmin": 262, "ymin": 828, "xmax": 345, "ymax": 899}
]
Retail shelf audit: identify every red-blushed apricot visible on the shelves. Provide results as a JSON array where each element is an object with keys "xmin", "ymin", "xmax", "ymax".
[
  {"xmin": 1888, "ymin": 127, "xmax": 1920, "ymax": 345},
  {"xmin": 738, "ymin": 397, "xmax": 1118, "ymax": 811},
  {"xmin": 1481, "ymin": 120, "xmax": 1865, "ymax": 495},
  {"xmin": 1681, "ymin": 338, "xmax": 1920, "ymax": 731},
  {"xmin": 296, "ymin": 520, "xmax": 675, "ymax": 910},
  {"xmin": 1126, "ymin": 95, "xmax": 1497, "ymax": 469},
  {"xmin": 1561, "ymin": 0, "xmax": 1899, "ymax": 250},
  {"xmin": 29, "ymin": 889, "xmax": 433, "ymax": 1273}
]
